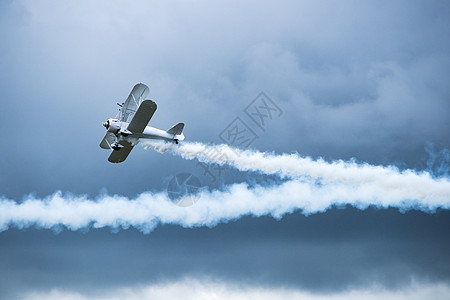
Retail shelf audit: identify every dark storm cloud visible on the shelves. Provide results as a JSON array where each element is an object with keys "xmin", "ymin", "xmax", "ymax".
[
  {"xmin": 0, "ymin": 208, "xmax": 449, "ymax": 299},
  {"xmin": 1, "ymin": 1, "xmax": 449, "ymax": 198}
]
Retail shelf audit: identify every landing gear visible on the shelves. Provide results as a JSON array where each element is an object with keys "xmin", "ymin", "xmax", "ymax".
[
  {"xmin": 120, "ymin": 130, "xmax": 132, "ymax": 136},
  {"xmin": 112, "ymin": 143, "xmax": 124, "ymax": 151},
  {"xmin": 174, "ymin": 139, "xmax": 179, "ymax": 144}
]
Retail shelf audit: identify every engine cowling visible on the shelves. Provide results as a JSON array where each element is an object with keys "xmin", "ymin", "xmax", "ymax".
[{"xmin": 103, "ymin": 118, "xmax": 120, "ymax": 133}]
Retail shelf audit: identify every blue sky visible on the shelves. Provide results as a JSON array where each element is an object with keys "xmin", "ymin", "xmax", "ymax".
[{"xmin": 0, "ymin": 1, "xmax": 449, "ymax": 299}]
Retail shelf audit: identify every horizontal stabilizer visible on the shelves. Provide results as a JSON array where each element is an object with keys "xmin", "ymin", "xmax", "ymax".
[{"xmin": 167, "ymin": 123, "xmax": 184, "ymax": 135}]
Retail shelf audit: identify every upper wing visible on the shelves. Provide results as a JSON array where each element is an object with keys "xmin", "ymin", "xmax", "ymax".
[
  {"xmin": 99, "ymin": 132, "xmax": 116, "ymax": 149},
  {"xmin": 127, "ymin": 100, "xmax": 157, "ymax": 133},
  {"xmin": 108, "ymin": 141, "xmax": 134, "ymax": 163},
  {"xmin": 118, "ymin": 83, "xmax": 150, "ymax": 122}
]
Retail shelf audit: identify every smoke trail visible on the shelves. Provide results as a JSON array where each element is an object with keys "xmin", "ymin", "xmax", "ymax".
[
  {"xmin": 143, "ymin": 141, "xmax": 450, "ymax": 203},
  {"xmin": 0, "ymin": 141, "xmax": 448, "ymax": 233},
  {"xmin": 1, "ymin": 178, "xmax": 449, "ymax": 233}
]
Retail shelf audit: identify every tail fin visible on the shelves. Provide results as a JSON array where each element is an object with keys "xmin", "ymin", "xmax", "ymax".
[{"xmin": 167, "ymin": 123, "xmax": 184, "ymax": 135}]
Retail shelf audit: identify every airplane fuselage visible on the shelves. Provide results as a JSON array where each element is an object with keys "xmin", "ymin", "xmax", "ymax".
[{"xmin": 105, "ymin": 118, "xmax": 184, "ymax": 145}]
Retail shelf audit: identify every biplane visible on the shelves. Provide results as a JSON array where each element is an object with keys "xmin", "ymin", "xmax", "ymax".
[{"xmin": 100, "ymin": 83, "xmax": 184, "ymax": 163}]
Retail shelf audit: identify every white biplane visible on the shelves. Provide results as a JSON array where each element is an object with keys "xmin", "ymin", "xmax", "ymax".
[{"xmin": 100, "ymin": 83, "xmax": 184, "ymax": 163}]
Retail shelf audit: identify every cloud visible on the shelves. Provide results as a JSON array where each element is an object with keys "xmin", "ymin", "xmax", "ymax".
[
  {"xmin": 1, "ymin": 1, "xmax": 449, "ymax": 198},
  {"xmin": 1, "ymin": 209, "xmax": 449, "ymax": 298},
  {"xmin": 20, "ymin": 279, "xmax": 450, "ymax": 300}
]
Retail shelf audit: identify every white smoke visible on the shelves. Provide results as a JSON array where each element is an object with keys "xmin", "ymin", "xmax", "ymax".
[
  {"xmin": 143, "ymin": 141, "xmax": 450, "ymax": 204},
  {"xmin": 1, "ymin": 177, "xmax": 449, "ymax": 233},
  {"xmin": 1, "ymin": 141, "xmax": 449, "ymax": 232}
]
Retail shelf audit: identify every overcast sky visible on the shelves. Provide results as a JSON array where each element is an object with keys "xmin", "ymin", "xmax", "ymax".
[{"xmin": 0, "ymin": 1, "xmax": 449, "ymax": 299}]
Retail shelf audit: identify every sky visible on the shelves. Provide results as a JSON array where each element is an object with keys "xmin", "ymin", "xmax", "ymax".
[{"xmin": 0, "ymin": 1, "xmax": 449, "ymax": 299}]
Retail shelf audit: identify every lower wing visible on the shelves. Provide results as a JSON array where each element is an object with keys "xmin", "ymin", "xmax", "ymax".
[
  {"xmin": 108, "ymin": 141, "xmax": 134, "ymax": 163},
  {"xmin": 99, "ymin": 132, "xmax": 116, "ymax": 149}
]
